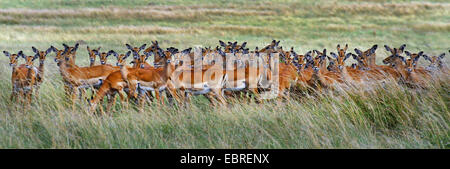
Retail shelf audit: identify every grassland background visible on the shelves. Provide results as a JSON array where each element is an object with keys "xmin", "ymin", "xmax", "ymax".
[{"xmin": 0, "ymin": 0, "xmax": 448, "ymax": 148}]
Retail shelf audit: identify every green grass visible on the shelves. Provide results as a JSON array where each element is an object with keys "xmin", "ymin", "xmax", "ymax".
[{"xmin": 0, "ymin": 0, "xmax": 449, "ymax": 148}]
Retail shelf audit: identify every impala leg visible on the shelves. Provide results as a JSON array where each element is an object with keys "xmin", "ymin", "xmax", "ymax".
[
  {"xmin": 155, "ymin": 90, "xmax": 163, "ymax": 105},
  {"xmin": 118, "ymin": 90, "xmax": 128, "ymax": 110},
  {"xmin": 106, "ymin": 92, "xmax": 116, "ymax": 114},
  {"xmin": 71, "ymin": 88, "xmax": 78, "ymax": 111}
]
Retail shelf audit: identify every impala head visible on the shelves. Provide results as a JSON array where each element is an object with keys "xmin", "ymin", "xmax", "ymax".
[
  {"xmin": 382, "ymin": 44, "xmax": 406, "ymax": 66},
  {"xmin": 354, "ymin": 45, "xmax": 377, "ymax": 64},
  {"xmin": 313, "ymin": 49, "xmax": 328, "ymax": 68},
  {"xmin": 330, "ymin": 45, "xmax": 352, "ymax": 71},
  {"xmin": 19, "ymin": 51, "xmax": 37, "ymax": 69},
  {"xmin": 53, "ymin": 46, "xmax": 70, "ymax": 65},
  {"xmin": 94, "ymin": 50, "xmax": 114, "ymax": 65},
  {"xmin": 32, "ymin": 46, "xmax": 54, "ymax": 63},
  {"xmin": 126, "ymin": 43, "xmax": 147, "ymax": 59},
  {"xmin": 87, "ymin": 46, "xmax": 101, "ymax": 65},
  {"xmin": 404, "ymin": 58, "xmax": 419, "ymax": 73},
  {"xmin": 3, "ymin": 51, "xmax": 20, "ymax": 67},
  {"xmin": 351, "ymin": 53, "xmax": 369, "ymax": 70},
  {"xmin": 295, "ymin": 51, "xmax": 311, "ymax": 70},
  {"xmin": 423, "ymin": 53, "xmax": 445, "ymax": 70},
  {"xmin": 62, "ymin": 43, "xmax": 79, "ymax": 56},
  {"xmin": 311, "ymin": 55, "xmax": 325, "ymax": 73},
  {"xmin": 404, "ymin": 51, "xmax": 423, "ymax": 68},
  {"xmin": 115, "ymin": 51, "xmax": 131, "ymax": 67},
  {"xmin": 153, "ymin": 47, "xmax": 171, "ymax": 67}
]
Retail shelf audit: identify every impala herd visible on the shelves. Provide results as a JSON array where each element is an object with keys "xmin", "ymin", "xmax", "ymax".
[{"xmin": 3, "ymin": 40, "xmax": 447, "ymax": 113}]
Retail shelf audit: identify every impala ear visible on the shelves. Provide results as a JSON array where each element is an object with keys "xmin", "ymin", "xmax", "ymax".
[
  {"xmin": 404, "ymin": 51, "xmax": 411, "ymax": 56},
  {"xmin": 93, "ymin": 50, "xmax": 99, "ymax": 56},
  {"xmin": 322, "ymin": 49, "xmax": 326, "ymax": 55},
  {"xmin": 398, "ymin": 44, "xmax": 406, "ymax": 53},
  {"xmin": 344, "ymin": 44, "xmax": 348, "ymax": 51},
  {"xmin": 337, "ymin": 44, "xmax": 340, "ymax": 51},
  {"xmin": 354, "ymin": 48, "xmax": 362, "ymax": 56},
  {"xmin": 107, "ymin": 50, "xmax": 116, "ymax": 57},
  {"xmin": 219, "ymin": 40, "xmax": 226, "ymax": 47},
  {"xmin": 241, "ymin": 42, "xmax": 247, "ymax": 49},
  {"xmin": 3, "ymin": 51, "xmax": 10, "ymax": 57},
  {"xmin": 413, "ymin": 54, "xmax": 420, "ymax": 62},
  {"xmin": 125, "ymin": 51, "xmax": 131, "ymax": 58},
  {"xmin": 126, "ymin": 44, "xmax": 133, "ymax": 50},
  {"xmin": 351, "ymin": 54, "xmax": 358, "ymax": 60},
  {"xmin": 63, "ymin": 43, "xmax": 69, "ymax": 49},
  {"xmin": 330, "ymin": 52, "xmax": 338, "ymax": 59},
  {"xmin": 439, "ymin": 53, "xmax": 445, "ymax": 59},
  {"xmin": 139, "ymin": 44, "xmax": 147, "ymax": 51},
  {"xmin": 313, "ymin": 50, "xmax": 320, "ymax": 55},
  {"xmin": 32, "ymin": 46, "xmax": 38, "ymax": 54},
  {"xmin": 422, "ymin": 54, "xmax": 430, "ymax": 61},
  {"xmin": 50, "ymin": 46, "xmax": 58, "ymax": 52},
  {"xmin": 87, "ymin": 46, "xmax": 90, "ymax": 51},
  {"xmin": 46, "ymin": 46, "xmax": 54, "ymax": 54},
  {"xmin": 18, "ymin": 51, "xmax": 25, "ymax": 58},
  {"xmin": 371, "ymin": 44, "xmax": 378, "ymax": 53},
  {"xmin": 384, "ymin": 45, "xmax": 393, "ymax": 53},
  {"xmin": 74, "ymin": 43, "xmax": 79, "ymax": 51},
  {"xmin": 417, "ymin": 51, "xmax": 423, "ymax": 56},
  {"xmin": 345, "ymin": 53, "xmax": 352, "ymax": 60}
]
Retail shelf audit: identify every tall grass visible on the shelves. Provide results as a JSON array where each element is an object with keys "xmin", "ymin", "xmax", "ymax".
[
  {"xmin": 0, "ymin": 69, "xmax": 448, "ymax": 148},
  {"xmin": 0, "ymin": 0, "xmax": 448, "ymax": 148}
]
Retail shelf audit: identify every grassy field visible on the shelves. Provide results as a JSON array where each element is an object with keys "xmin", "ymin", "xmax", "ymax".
[{"xmin": 0, "ymin": 0, "xmax": 449, "ymax": 148}]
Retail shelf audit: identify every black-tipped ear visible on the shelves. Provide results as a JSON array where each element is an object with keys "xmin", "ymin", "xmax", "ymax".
[
  {"xmin": 107, "ymin": 50, "xmax": 116, "ymax": 57},
  {"xmin": 3, "ymin": 51, "xmax": 10, "ymax": 57},
  {"xmin": 352, "ymin": 54, "xmax": 358, "ymax": 60},
  {"xmin": 32, "ymin": 47, "xmax": 38, "ymax": 54},
  {"xmin": 384, "ymin": 45, "xmax": 392, "ymax": 53},
  {"xmin": 330, "ymin": 52, "xmax": 338, "ymax": 59},
  {"xmin": 46, "ymin": 46, "xmax": 54, "ymax": 54},
  {"xmin": 404, "ymin": 51, "xmax": 411, "ymax": 56},
  {"xmin": 322, "ymin": 49, "xmax": 327, "ymax": 55},
  {"xmin": 313, "ymin": 50, "xmax": 320, "ymax": 55},
  {"xmin": 413, "ymin": 55, "xmax": 420, "ymax": 62},
  {"xmin": 439, "ymin": 53, "xmax": 445, "ymax": 59},
  {"xmin": 126, "ymin": 44, "xmax": 132, "ymax": 50},
  {"xmin": 74, "ymin": 43, "xmax": 79, "ymax": 51},
  {"xmin": 344, "ymin": 44, "xmax": 348, "ymax": 51},
  {"xmin": 241, "ymin": 42, "xmax": 247, "ymax": 49},
  {"xmin": 139, "ymin": 44, "xmax": 147, "ymax": 51},
  {"xmin": 337, "ymin": 44, "xmax": 341, "ymax": 51},
  {"xmin": 63, "ymin": 43, "xmax": 69, "ymax": 49},
  {"xmin": 219, "ymin": 40, "xmax": 226, "ymax": 47},
  {"xmin": 87, "ymin": 46, "xmax": 90, "ymax": 51},
  {"xmin": 422, "ymin": 54, "xmax": 430, "ymax": 61},
  {"xmin": 18, "ymin": 51, "xmax": 25, "ymax": 58},
  {"xmin": 354, "ymin": 48, "xmax": 362, "ymax": 56},
  {"xmin": 417, "ymin": 51, "xmax": 423, "ymax": 56},
  {"xmin": 345, "ymin": 53, "xmax": 352, "ymax": 60},
  {"xmin": 399, "ymin": 44, "xmax": 406, "ymax": 53},
  {"xmin": 125, "ymin": 51, "xmax": 131, "ymax": 58},
  {"xmin": 371, "ymin": 44, "xmax": 378, "ymax": 52},
  {"xmin": 93, "ymin": 50, "xmax": 99, "ymax": 56}
]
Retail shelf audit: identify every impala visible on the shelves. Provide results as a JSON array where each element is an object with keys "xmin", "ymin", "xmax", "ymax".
[
  {"xmin": 31, "ymin": 46, "xmax": 54, "ymax": 96},
  {"xmin": 87, "ymin": 46, "xmax": 101, "ymax": 66},
  {"xmin": 423, "ymin": 53, "xmax": 446, "ymax": 72},
  {"xmin": 55, "ymin": 46, "xmax": 119, "ymax": 110},
  {"xmin": 89, "ymin": 51, "xmax": 132, "ymax": 113},
  {"xmin": 4, "ymin": 51, "xmax": 38, "ymax": 105}
]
